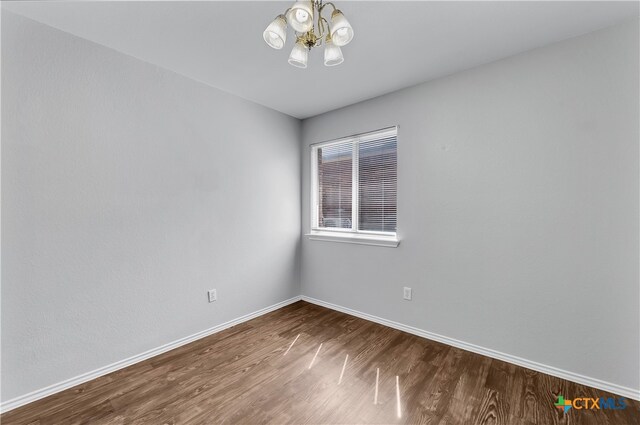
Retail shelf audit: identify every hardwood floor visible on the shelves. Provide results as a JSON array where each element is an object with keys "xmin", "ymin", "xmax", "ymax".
[{"xmin": 2, "ymin": 301, "xmax": 638, "ymax": 424}]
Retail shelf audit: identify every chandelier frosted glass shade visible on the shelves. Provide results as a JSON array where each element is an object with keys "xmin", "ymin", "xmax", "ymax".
[
  {"xmin": 286, "ymin": 0, "xmax": 314, "ymax": 32},
  {"xmin": 324, "ymin": 39, "xmax": 344, "ymax": 66},
  {"xmin": 263, "ymin": 15, "xmax": 287, "ymax": 50},
  {"xmin": 288, "ymin": 40, "xmax": 309, "ymax": 68},
  {"xmin": 330, "ymin": 10, "xmax": 354, "ymax": 46},
  {"xmin": 263, "ymin": 1, "xmax": 354, "ymax": 68}
]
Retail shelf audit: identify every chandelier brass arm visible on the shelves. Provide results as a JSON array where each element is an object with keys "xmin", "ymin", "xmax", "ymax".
[{"xmin": 317, "ymin": 1, "xmax": 338, "ymax": 15}]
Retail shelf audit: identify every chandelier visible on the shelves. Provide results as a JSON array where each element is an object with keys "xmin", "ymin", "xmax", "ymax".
[{"xmin": 263, "ymin": 0, "xmax": 354, "ymax": 68}]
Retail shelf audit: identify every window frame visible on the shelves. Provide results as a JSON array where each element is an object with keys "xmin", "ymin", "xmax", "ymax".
[{"xmin": 308, "ymin": 126, "xmax": 399, "ymax": 247}]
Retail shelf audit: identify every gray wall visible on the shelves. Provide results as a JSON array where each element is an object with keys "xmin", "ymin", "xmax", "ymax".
[
  {"xmin": 301, "ymin": 20, "xmax": 639, "ymax": 391},
  {"xmin": 1, "ymin": 11, "xmax": 301, "ymax": 401}
]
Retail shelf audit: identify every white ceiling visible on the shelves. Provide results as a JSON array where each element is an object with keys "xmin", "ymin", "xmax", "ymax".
[{"xmin": 3, "ymin": 1, "xmax": 638, "ymax": 119}]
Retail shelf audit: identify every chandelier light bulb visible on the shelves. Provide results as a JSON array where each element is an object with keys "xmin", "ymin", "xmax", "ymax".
[
  {"xmin": 296, "ymin": 9, "xmax": 309, "ymax": 22},
  {"xmin": 263, "ymin": 15, "xmax": 287, "ymax": 50},
  {"xmin": 287, "ymin": 0, "xmax": 314, "ymax": 32},
  {"xmin": 288, "ymin": 39, "xmax": 309, "ymax": 68},
  {"xmin": 330, "ymin": 10, "xmax": 354, "ymax": 46}
]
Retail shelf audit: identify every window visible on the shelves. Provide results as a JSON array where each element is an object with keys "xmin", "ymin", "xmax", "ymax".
[{"xmin": 309, "ymin": 127, "xmax": 398, "ymax": 247}]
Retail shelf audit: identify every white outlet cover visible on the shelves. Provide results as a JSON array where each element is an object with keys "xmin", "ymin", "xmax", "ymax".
[
  {"xmin": 208, "ymin": 289, "xmax": 217, "ymax": 302},
  {"xmin": 403, "ymin": 287, "xmax": 412, "ymax": 300}
]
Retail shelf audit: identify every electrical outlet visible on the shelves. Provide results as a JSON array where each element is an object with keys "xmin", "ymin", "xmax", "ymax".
[
  {"xmin": 207, "ymin": 289, "xmax": 217, "ymax": 303},
  {"xmin": 403, "ymin": 287, "xmax": 412, "ymax": 300}
]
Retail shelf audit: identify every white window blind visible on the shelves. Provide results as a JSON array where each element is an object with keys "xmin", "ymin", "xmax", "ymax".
[
  {"xmin": 311, "ymin": 127, "xmax": 398, "ymax": 239},
  {"xmin": 358, "ymin": 135, "xmax": 397, "ymax": 232},
  {"xmin": 317, "ymin": 141, "xmax": 353, "ymax": 229}
]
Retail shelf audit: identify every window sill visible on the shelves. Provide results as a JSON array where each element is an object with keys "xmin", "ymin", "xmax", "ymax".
[{"xmin": 305, "ymin": 231, "xmax": 400, "ymax": 248}]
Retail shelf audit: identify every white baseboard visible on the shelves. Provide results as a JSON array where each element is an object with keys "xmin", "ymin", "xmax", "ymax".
[
  {"xmin": 301, "ymin": 295, "xmax": 640, "ymax": 401},
  {"xmin": 0, "ymin": 296, "xmax": 302, "ymax": 414}
]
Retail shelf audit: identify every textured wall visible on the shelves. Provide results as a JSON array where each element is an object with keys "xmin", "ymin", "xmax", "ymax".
[
  {"xmin": 301, "ymin": 20, "xmax": 639, "ymax": 392},
  {"xmin": 1, "ymin": 11, "xmax": 301, "ymax": 401}
]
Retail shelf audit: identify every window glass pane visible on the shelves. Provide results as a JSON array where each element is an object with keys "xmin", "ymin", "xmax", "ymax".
[
  {"xmin": 358, "ymin": 136, "xmax": 397, "ymax": 232},
  {"xmin": 317, "ymin": 142, "xmax": 352, "ymax": 229}
]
